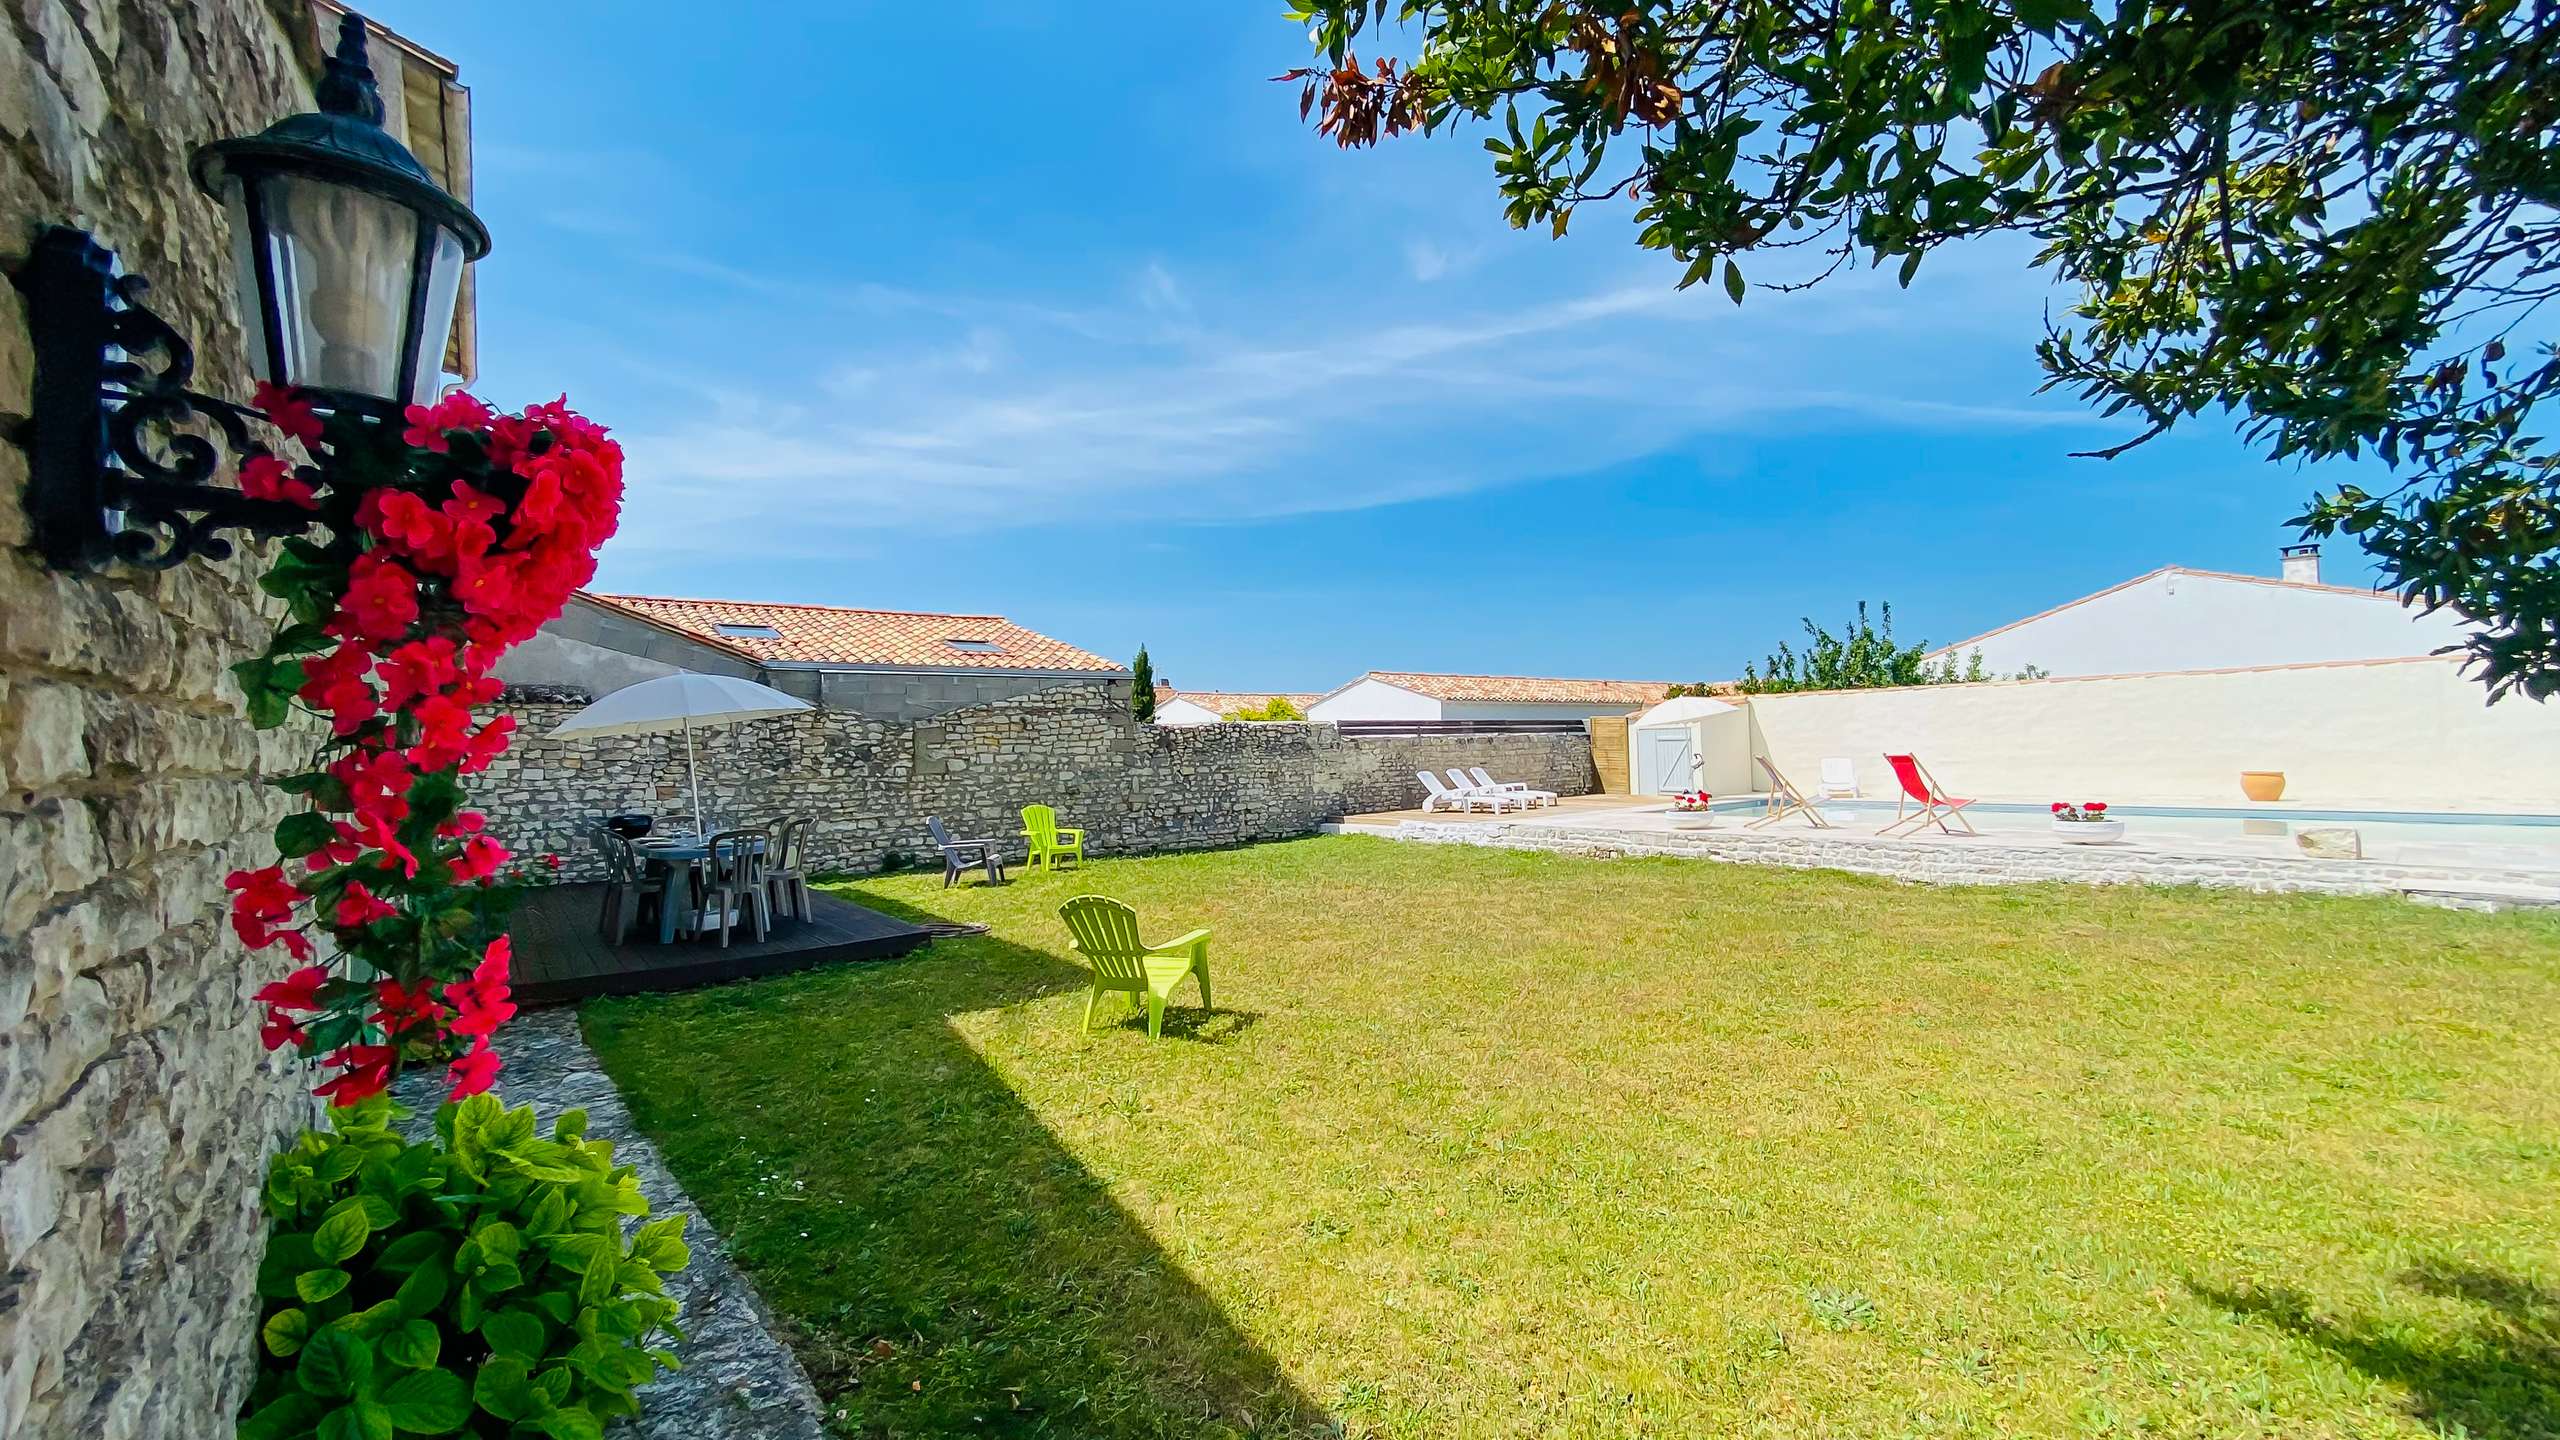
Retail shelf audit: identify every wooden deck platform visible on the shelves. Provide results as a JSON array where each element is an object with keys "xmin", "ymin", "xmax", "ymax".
[{"xmin": 508, "ymin": 882, "xmax": 932, "ymax": 1005}]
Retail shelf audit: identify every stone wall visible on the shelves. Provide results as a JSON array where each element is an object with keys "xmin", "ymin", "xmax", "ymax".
[
  {"xmin": 478, "ymin": 684, "xmax": 1597, "ymax": 878},
  {"xmin": 1, "ymin": 3, "xmax": 320, "ymax": 1435}
]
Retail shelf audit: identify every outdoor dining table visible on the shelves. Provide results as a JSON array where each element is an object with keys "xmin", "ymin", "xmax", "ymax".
[{"xmin": 630, "ymin": 832, "xmax": 769, "ymax": 945}]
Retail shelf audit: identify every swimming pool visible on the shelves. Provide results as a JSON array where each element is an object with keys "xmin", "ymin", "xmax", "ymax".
[{"xmin": 1699, "ymin": 797, "xmax": 2560, "ymax": 870}]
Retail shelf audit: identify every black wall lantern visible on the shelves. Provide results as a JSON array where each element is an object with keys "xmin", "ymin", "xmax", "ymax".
[{"xmin": 8, "ymin": 12, "xmax": 489, "ymax": 570}]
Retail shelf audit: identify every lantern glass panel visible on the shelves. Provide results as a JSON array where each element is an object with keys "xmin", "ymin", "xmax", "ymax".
[
  {"xmin": 261, "ymin": 172, "xmax": 414, "ymax": 401},
  {"xmin": 412, "ymin": 226, "xmax": 466, "ymax": 404}
]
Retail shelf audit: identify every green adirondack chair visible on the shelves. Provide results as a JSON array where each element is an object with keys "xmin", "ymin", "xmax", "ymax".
[
  {"xmin": 1019, "ymin": 804, "xmax": 1085, "ymax": 873},
  {"xmin": 1056, "ymin": 895, "xmax": 1212, "ymax": 1038}
]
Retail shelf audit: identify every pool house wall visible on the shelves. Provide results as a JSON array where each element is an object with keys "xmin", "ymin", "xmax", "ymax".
[{"xmin": 1728, "ymin": 656, "xmax": 2560, "ymax": 810}]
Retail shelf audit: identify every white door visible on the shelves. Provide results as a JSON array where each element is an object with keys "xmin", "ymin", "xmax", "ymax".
[{"xmin": 1637, "ymin": 728, "xmax": 1696, "ymax": 795}]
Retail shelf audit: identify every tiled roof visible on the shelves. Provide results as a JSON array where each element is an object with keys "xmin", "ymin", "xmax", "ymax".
[
  {"xmin": 1168, "ymin": 691, "xmax": 1324, "ymax": 716},
  {"xmin": 584, "ymin": 593, "xmax": 1125, "ymax": 673},
  {"xmin": 1341, "ymin": 671, "xmax": 1674, "ymax": 705}
]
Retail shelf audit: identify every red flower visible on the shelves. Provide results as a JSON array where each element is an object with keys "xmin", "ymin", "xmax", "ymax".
[
  {"xmin": 331, "ymin": 881, "xmax": 398, "ymax": 929},
  {"xmin": 442, "ymin": 936, "xmax": 517, "ymax": 1039},
  {"xmin": 254, "ymin": 963, "xmax": 328, "ymax": 1013},
  {"xmin": 332, "ymin": 552, "xmax": 422, "ymax": 644},
  {"xmin": 372, "ymin": 978, "xmax": 450, "ymax": 1037},
  {"xmin": 254, "ymin": 382, "xmax": 323, "ymax": 446},
  {"xmin": 2085, "ymin": 802, "xmax": 2107, "ymax": 813},
  {"xmin": 448, "ymin": 832, "xmax": 510, "ymax": 885},
  {"xmin": 259, "ymin": 1011, "xmax": 308, "ymax": 1052},
  {"xmin": 314, "ymin": 1044, "xmax": 399, "ymax": 1103},
  {"xmin": 238, "ymin": 453, "xmax": 318, "ymax": 509},
  {"xmin": 226, "ymin": 866, "xmax": 308, "ymax": 954},
  {"xmin": 447, "ymin": 1039, "xmax": 502, "ymax": 1098},
  {"xmin": 2051, "ymin": 802, "xmax": 2067, "ymax": 813},
  {"xmin": 542, "ymin": 853, "xmax": 563, "ymax": 871}
]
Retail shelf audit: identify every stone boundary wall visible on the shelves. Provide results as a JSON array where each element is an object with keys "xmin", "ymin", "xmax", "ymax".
[
  {"xmin": 476, "ymin": 685, "xmax": 1596, "ymax": 879},
  {"xmin": 2, "ymin": 3, "xmax": 322, "ymax": 1434},
  {"xmin": 1374, "ymin": 821, "xmax": 2560, "ymax": 910}
]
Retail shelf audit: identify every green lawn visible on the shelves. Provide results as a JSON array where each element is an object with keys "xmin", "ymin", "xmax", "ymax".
[{"xmin": 581, "ymin": 837, "xmax": 2560, "ymax": 1439}]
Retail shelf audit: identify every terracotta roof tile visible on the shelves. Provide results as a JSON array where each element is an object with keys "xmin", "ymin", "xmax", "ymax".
[
  {"xmin": 585, "ymin": 593, "xmax": 1124, "ymax": 673},
  {"xmin": 1343, "ymin": 671, "xmax": 1673, "ymax": 705}
]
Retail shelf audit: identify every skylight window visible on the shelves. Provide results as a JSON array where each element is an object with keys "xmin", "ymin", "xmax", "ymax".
[
  {"xmin": 945, "ymin": 638, "xmax": 1005, "ymax": 653},
  {"xmin": 712, "ymin": 622, "xmax": 783, "ymax": 640}
]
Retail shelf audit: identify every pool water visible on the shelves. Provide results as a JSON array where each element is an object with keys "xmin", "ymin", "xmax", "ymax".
[{"xmin": 1700, "ymin": 798, "xmax": 2560, "ymax": 871}]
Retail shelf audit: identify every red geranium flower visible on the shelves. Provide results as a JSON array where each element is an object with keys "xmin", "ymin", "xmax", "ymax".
[
  {"xmin": 447, "ymin": 1039, "xmax": 502, "ymax": 1098},
  {"xmin": 253, "ymin": 382, "xmax": 323, "ymax": 446},
  {"xmin": 313, "ymin": 1044, "xmax": 399, "ymax": 1103},
  {"xmin": 239, "ymin": 453, "xmax": 318, "ymax": 509}
]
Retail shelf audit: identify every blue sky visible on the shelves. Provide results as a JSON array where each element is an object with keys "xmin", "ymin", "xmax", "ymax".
[{"xmin": 368, "ymin": 0, "xmax": 2393, "ymax": 692}]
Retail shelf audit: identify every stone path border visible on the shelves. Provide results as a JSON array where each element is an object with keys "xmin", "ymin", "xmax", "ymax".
[
  {"xmin": 397, "ymin": 1010, "xmax": 824, "ymax": 1439},
  {"xmin": 1339, "ymin": 819, "xmax": 2560, "ymax": 911}
]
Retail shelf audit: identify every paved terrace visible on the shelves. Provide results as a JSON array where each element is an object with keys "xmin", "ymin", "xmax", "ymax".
[{"xmin": 1333, "ymin": 796, "xmax": 2560, "ymax": 910}]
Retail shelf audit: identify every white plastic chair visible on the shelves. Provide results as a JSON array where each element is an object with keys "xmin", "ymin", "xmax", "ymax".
[
  {"xmin": 1469, "ymin": 766, "xmax": 1556, "ymax": 807},
  {"xmin": 1816, "ymin": 756, "xmax": 1860, "ymax": 799}
]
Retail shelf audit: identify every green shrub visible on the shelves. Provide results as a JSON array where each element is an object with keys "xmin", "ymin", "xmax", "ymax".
[{"xmin": 242, "ymin": 1092, "xmax": 690, "ymax": 1439}]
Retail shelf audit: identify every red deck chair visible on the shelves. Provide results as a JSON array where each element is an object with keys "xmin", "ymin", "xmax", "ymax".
[{"xmin": 1878, "ymin": 753, "xmax": 1979, "ymax": 837}]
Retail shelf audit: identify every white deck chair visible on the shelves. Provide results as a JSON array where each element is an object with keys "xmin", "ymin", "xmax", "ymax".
[
  {"xmin": 1468, "ymin": 766, "xmax": 1556, "ymax": 807},
  {"xmin": 1816, "ymin": 757, "xmax": 1860, "ymax": 799},
  {"xmin": 1445, "ymin": 769, "xmax": 1533, "ymax": 812},
  {"xmin": 1418, "ymin": 770, "xmax": 1516, "ymax": 813}
]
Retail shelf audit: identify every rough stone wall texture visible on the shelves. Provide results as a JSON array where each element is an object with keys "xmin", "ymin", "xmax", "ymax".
[
  {"xmin": 477, "ymin": 684, "xmax": 1597, "ymax": 878},
  {"xmin": 1, "ymin": 3, "xmax": 318, "ymax": 1435}
]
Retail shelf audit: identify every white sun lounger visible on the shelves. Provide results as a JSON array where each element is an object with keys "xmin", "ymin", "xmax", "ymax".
[
  {"xmin": 1468, "ymin": 767, "xmax": 1557, "ymax": 807},
  {"xmin": 1816, "ymin": 756, "xmax": 1860, "ymax": 799},
  {"xmin": 1417, "ymin": 770, "xmax": 1527, "ymax": 813},
  {"xmin": 1445, "ymin": 769, "xmax": 1536, "ymax": 812}
]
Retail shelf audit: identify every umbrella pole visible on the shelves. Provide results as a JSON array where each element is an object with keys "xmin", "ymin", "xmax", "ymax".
[{"xmin": 684, "ymin": 715, "xmax": 707, "ymax": 834}]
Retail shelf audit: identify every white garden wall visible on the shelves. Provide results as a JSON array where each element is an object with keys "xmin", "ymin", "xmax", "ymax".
[{"xmin": 1743, "ymin": 657, "xmax": 2560, "ymax": 810}]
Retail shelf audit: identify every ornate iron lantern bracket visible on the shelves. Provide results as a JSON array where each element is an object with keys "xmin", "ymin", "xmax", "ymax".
[{"xmin": 10, "ymin": 225, "xmax": 318, "ymax": 570}]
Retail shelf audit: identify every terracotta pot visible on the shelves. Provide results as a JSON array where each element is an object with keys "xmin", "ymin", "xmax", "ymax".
[{"xmin": 2240, "ymin": 770, "xmax": 2287, "ymax": 802}]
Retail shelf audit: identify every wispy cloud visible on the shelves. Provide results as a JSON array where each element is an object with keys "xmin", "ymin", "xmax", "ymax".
[{"xmin": 592, "ymin": 240, "xmax": 2101, "ymax": 569}]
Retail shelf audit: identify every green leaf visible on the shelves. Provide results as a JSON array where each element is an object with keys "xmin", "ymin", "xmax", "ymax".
[
  {"xmin": 381, "ymin": 1369, "xmax": 471, "ymax": 1434},
  {"xmin": 480, "ymin": 1308, "xmax": 546, "ymax": 1360},
  {"xmin": 298, "ymin": 1325, "xmax": 375, "ymax": 1399},
  {"xmin": 536, "ymin": 1405, "xmax": 605, "ymax": 1440},
  {"xmin": 472, "ymin": 1220, "xmax": 523, "ymax": 1262},
  {"xmin": 578, "ymin": 1254, "xmax": 619, "ymax": 1307},
  {"xmin": 530, "ymin": 1365, "xmax": 574, "ymax": 1408},
  {"xmin": 395, "ymin": 1257, "xmax": 451, "ymax": 1317},
  {"xmin": 263, "ymin": 1307, "xmax": 313, "ymax": 1357},
  {"xmin": 297, "ymin": 1267, "xmax": 354, "ymax": 1304},
  {"xmin": 314, "ymin": 1205, "xmax": 373, "ymax": 1264},
  {"xmin": 317, "ymin": 1399, "xmax": 394, "ymax": 1440},
  {"xmin": 240, "ymin": 1391, "xmax": 330, "ymax": 1440},
  {"xmin": 472, "ymin": 1357, "xmax": 538, "ymax": 1422},
  {"xmin": 1723, "ymin": 259, "xmax": 1746, "ymax": 304},
  {"xmin": 375, "ymin": 1232, "xmax": 447, "ymax": 1274},
  {"xmin": 381, "ymin": 1317, "xmax": 442, "ymax": 1371}
]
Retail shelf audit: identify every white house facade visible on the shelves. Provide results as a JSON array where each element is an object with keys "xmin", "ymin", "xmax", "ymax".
[{"xmin": 1929, "ymin": 548, "xmax": 2475, "ymax": 679}]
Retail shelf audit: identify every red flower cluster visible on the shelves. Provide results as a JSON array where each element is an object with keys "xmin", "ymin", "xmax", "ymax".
[{"xmin": 224, "ymin": 388, "xmax": 621, "ymax": 1103}]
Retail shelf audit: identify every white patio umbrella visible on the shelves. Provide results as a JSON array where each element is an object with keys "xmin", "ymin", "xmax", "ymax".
[{"xmin": 548, "ymin": 672, "xmax": 812, "ymax": 835}]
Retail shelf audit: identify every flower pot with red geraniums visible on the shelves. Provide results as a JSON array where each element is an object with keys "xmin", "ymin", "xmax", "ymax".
[
  {"xmin": 1668, "ymin": 790, "xmax": 1715, "ymax": 829},
  {"xmin": 2051, "ymin": 800, "xmax": 2126, "ymax": 843}
]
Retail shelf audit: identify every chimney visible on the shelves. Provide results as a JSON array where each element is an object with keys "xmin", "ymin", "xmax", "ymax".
[{"xmin": 2279, "ymin": 542, "xmax": 2321, "ymax": 585}]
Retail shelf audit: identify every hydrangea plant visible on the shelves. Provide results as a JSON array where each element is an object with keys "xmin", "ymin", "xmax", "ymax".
[{"xmin": 241, "ymin": 1092, "xmax": 689, "ymax": 1440}]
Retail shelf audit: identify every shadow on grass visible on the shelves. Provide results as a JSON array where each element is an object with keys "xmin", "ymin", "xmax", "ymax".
[
  {"xmin": 2194, "ymin": 1266, "xmax": 2560, "ymax": 1439},
  {"xmin": 584, "ymin": 884, "xmax": 1332, "ymax": 1440}
]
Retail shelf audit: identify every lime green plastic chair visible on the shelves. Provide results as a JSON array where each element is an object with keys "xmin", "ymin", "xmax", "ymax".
[
  {"xmin": 1057, "ymin": 895, "xmax": 1212, "ymax": 1038},
  {"xmin": 1019, "ymin": 804, "xmax": 1085, "ymax": 873}
]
